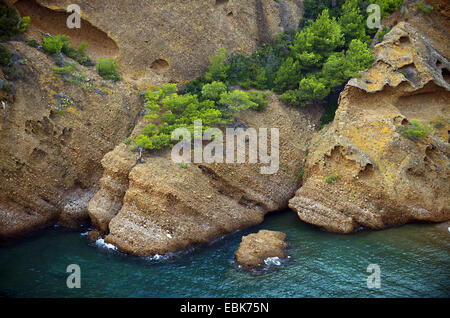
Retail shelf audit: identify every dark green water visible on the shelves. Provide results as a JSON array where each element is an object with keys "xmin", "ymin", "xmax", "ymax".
[{"xmin": 1, "ymin": 211, "xmax": 449, "ymax": 298}]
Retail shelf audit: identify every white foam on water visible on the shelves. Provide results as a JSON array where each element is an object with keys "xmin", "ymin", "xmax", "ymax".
[
  {"xmin": 80, "ymin": 231, "xmax": 88, "ymax": 236},
  {"xmin": 95, "ymin": 238, "xmax": 118, "ymax": 251},
  {"xmin": 264, "ymin": 256, "xmax": 282, "ymax": 266},
  {"xmin": 142, "ymin": 254, "xmax": 164, "ymax": 262}
]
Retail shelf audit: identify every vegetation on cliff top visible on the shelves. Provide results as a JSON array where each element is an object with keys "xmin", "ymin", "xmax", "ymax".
[
  {"xmin": 183, "ymin": 0, "xmax": 384, "ymax": 108},
  {"xmin": 42, "ymin": 34, "xmax": 96, "ymax": 68},
  {"xmin": 0, "ymin": 4, "xmax": 31, "ymax": 95},
  {"xmin": 133, "ymin": 0, "xmax": 404, "ymax": 151},
  {"xmin": 398, "ymin": 120, "xmax": 431, "ymax": 142},
  {"xmin": 0, "ymin": 3, "xmax": 30, "ymax": 41},
  {"xmin": 134, "ymin": 82, "xmax": 266, "ymax": 150},
  {"xmin": 41, "ymin": 34, "xmax": 120, "ymax": 83}
]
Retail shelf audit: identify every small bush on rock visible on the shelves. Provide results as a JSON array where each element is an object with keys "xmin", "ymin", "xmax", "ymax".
[
  {"xmin": 398, "ymin": 120, "xmax": 431, "ymax": 142},
  {"xmin": 97, "ymin": 57, "xmax": 121, "ymax": 81}
]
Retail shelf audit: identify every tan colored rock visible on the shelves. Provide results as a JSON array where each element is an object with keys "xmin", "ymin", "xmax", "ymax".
[
  {"xmin": 88, "ymin": 95, "xmax": 323, "ymax": 256},
  {"xmin": 289, "ymin": 19, "xmax": 450, "ymax": 233},
  {"xmin": 0, "ymin": 0, "xmax": 305, "ymax": 241},
  {"xmin": 235, "ymin": 230, "xmax": 288, "ymax": 269},
  {"xmin": 87, "ymin": 229, "xmax": 101, "ymax": 242},
  {"xmin": 12, "ymin": 0, "xmax": 303, "ymax": 86},
  {"xmin": 0, "ymin": 41, "xmax": 141, "ymax": 240}
]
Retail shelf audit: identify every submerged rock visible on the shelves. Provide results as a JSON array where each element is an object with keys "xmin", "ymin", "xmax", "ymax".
[
  {"xmin": 234, "ymin": 230, "xmax": 288, "ymax": 269},
  {"xmin": 87, "ymin": 229, "xmax": 102, "ymax": 242}
]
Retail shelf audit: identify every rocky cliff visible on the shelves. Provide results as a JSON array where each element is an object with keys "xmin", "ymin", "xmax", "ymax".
[
  {"xmin": 11, "ymin": 0, "xmax": 303, "ymax": 85},
  {"xmin": 0, "ymin": 41, "xmax": 142, "ymax": 239},
  {"xmin": 1, "ymin": 0, "xmax": 449, "ymax": 255},
  {"xmin": 289, "ymin": 2, "xmax": 450, "ymax": 233},
  {"xmin": 88, "ymin": 95, "xmax": 322, "ymax": 256},
  {"xmin": 0, "ymin": 0, "xmax": 304, "ymax": 240}
]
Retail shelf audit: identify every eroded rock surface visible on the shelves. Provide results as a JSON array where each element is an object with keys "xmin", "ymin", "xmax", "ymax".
[
  {"xmin": 0, "ymin": 0, "xmax": 305, "ymax": 240},
  {"xmin": 0, "ymin": 41, "xmax": 141, "ymax": 239},
  {"xmin": 11, "ymin": 0, "xmax": 303, "ymax": 85},
  {"xmin": 289, "ymin": 19, "xmax": 450, "ymax": 233},
  {"xmin": 88, "ymin": 95, "xmax": 322, "ymax": 256},
  {"xmin": 235, "ymin": 230, "xmax": 288, "ymax": 269}
]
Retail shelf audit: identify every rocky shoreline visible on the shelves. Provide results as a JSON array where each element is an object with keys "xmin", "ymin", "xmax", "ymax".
[{"xmin": 0, "ymin": 0, "xmax": 449, "ymax": 260}]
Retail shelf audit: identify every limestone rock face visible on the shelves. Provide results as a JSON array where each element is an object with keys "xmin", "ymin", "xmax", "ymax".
[
  {"xmin": 235, "ymin": 230, "xmax": 288, "ymax": 269},
  {"xmin": 12, "ymin": 0, "xmax": 303, "ymax": 86},
  {"xmin": 0, "ymin": 41, "xmax": 141, "ymax": 240},
  {"xmin": 289, "ymin": 19, "xmax": 450, "ymax": 233},
  {"xmin": 0, "ymin": 0, "xmax": 305, "ymax": 240},
  {"xmin": 88, "ymin": 95, "xmax": 322, "ymax": 256}
]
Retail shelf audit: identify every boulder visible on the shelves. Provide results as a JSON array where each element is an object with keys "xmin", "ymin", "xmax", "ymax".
[
  {"xmin": 234, "ymin": 230, "xmax": 288, "ymax": 269},
  {"xmin": 87, "ymin": 229, "xmax": 102, "ymax": 242}
]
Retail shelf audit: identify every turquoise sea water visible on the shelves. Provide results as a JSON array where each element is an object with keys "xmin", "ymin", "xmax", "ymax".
[{"xmin": 0, "ymin": 211, "xmax": 449, "ymax": 298}]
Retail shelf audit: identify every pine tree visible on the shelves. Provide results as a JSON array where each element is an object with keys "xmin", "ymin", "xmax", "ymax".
[{"xmin": 338, "ymin": 0, "xmax": 369, "ymax": 46}]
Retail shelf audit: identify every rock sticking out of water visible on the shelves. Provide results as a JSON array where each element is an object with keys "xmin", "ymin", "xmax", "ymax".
[{"xmin": 234, "ymin": 230, "xmax": 288, "ymax": 269}]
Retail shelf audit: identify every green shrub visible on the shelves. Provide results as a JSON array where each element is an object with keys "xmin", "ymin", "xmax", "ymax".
[
  {"xmin": 339, "ymin": 0, "xmax": 369, "ymax": 46},
  {"xmin": 61, "ymin": 35, "xmax": 77, "ymax": 59},
  {"xmin": 97, "ymin": 57, "xmax": 121, "ymax": 81},
  {"xmin": 218, "ymin": 90, "xmax": 257, "ymax": 113},
  {"xmin": 2, "ymin": 81, "xmax": 13, "ymax": 94},
  {"xmin": 77, "ymin": 42, "xmax": 88, "ymax": 57},
  {"xmin": 77, "ymin": 55, "xmax": 95, "ymax": 67},
  {"xmin": 374, "ymin": 0, "xmax": 404, "ymax": 18},
  {"xmin": 324, "ymin": 173, "xmax": 340, "ymax": 184},
  {"xmin": 18, "ymin": 16, "xmax": 30, "ymax": 33},
  {"xmin": 378, "ymin": 27, "xmax": 391, "ymax": 42},
  {"xmin": 398, "ymin": 120, "xmax": 431, "ymax": 141},
  {"xmin": 3, "ymin": 64, "xmax": 24, "ymax": 81},
  {"xmin": 205, "ymin": 48, "xmax": 229, "ymax": 82},
  {"xmin": 0, "ymin": 4, "xmax": 19, "ymax": 41},
  {"xmin": 76, "ymin": 42, "xmax": 95, "ymax": 66},
  {"xmin": 0, "ymin": 44, "xmax": 11, "ymax": 66},
  {"xmin": 123, "ymin": 137, "xmax": 131, "ymax": 145},
  {"xmin": 42, "ymin": 35, "xmax": 64, "ymax": 54},
  {"xmin": 53, "ymin": 63, "xmax": 77, "ymax": 76},
  {"xmin": 201, "ymin": 81, "xmax": 227, "ymax": 101},
  {"xmin": 26, "ymin": 39, "xmax": 38, "ymax": 48},
  {"xmin": 43, "ymin": 35, "xmax": 95, "ymax": 67},
  {"xmin": 0, "ymin": 4, "xmax": 30, "ymax": 40},
  {"xmin": 247, "ymin": 90, "xmax": 269, "ymax": 111},
  {"xmin": 134, "ymin": 83, "xmax": 252, "ymax": 151}
]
